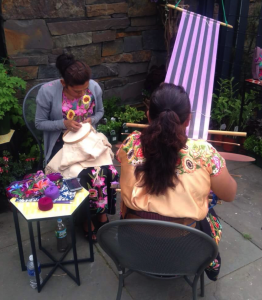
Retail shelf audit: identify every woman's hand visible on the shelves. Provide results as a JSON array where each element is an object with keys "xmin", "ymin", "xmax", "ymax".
[
  {"xmin": 64, "ymin": 120, "xmax": 82, "ymax": 132},
  {"xmin": 83, "ymin": 118, "xmax": 92, "ymax": 124}
]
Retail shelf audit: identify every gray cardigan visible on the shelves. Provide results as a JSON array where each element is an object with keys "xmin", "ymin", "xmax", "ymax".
[{"xmin": 35, "ymin": 79, "xmax": 104, "ymax": 163}]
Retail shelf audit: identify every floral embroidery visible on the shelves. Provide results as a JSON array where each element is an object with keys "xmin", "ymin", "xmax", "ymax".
[
  {"xmin": 206, "ymin": 212, "xmax": 222, "ymax": 245},
  {"xmin": 86, "ymin": 166, "xmax": 119, "ymax": 214},
  {"xmin": 62, "ymin": 88, "xmax": 95, "ymax": 123},
  {"xmin": 117, "ymin": 132, "xmax": 225, "ymax": 175},
  {"xmin": 83, "ymin": 95, "xmax": 91, "ymax": 104},
  {"xmin": 67, "ymin": 109, "xmax": 75, "ymax": 120}
]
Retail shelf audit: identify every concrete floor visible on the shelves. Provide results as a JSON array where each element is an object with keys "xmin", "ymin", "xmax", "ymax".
[{"xmin": 0, "ymin": 160, "xmax": 262, "ymax": 300}]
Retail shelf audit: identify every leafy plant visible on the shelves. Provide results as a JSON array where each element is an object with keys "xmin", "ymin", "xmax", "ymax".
[
  {"xmin": 244, "ymin": 135, "xmax": 262, "ymax": 157},
  {"xmin": 0, "ymin": 151, "xmax": 36, "ymax": 196},
  {"xmin": 97, "ymin": 120, "xmax": 122, "ymax": 135},
  {"xmin": 97, "ymin": 124, "xmax": 110, "ymax": 135},
  {"xmin": 212, "ymin": 78, "xmax": 261, "ymax": 130},
  {"xmin": 0, "ymin": 62, "xmax": 26, "ymax": 121},
  {"xmin": 103, "ymin": 97, "xmax": 122, "ymax": 120},
  {"xmin": 115, "ymin": 105, "xmax": 145, "ymax": 124}
]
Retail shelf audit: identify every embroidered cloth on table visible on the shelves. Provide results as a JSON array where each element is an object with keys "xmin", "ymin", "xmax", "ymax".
[{"xmin": 15, "ymin": 183, "xmax": 75, "ymax": 204}]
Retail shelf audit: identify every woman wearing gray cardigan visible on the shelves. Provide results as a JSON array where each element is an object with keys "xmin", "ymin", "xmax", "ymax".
[{"xmin": 35, "ymin": 54, "xmax": 104, "ymax": 164}]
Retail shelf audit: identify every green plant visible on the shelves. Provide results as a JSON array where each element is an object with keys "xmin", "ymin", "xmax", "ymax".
[
  {"xmin": 242, "ymin": 233, "xmax": 252, "ymax": 240},
  {"xmin": 0, "ymin": 62, "xmax": 26, "ymax": 122},
  {"xmin": 115, "ymin": 105, "xmax": 145, "ymax": 124},
  {"xmin": 97, "ymin": 124, "xmax": 110, "ymax": 135},
  {"xmin": 212, "ymin": 78, "xmax": 261, "ymax": 130},
  {"xmin": 0, "ymin": 151, "xmax": 36, "ymax": 196},
  {"xmin": 244, "ymin": 135, "xmax": 262, "ymax": 157},
  {"xmin": 97, "ymin": 120, "xmax": 122, "ymax": 136},
  {"xmin": 103, "ymin": 97, "xmax": 122, "ymax": 120},
  {"xmin": 108, "ymin": 120, "xmax": 122, "ymax": 133}
]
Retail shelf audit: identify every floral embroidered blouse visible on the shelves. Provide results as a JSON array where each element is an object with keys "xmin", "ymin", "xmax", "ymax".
[
  {"xmin": 116, "ymin": 131, "xmax": 225, "ymax": 221},
  {"xmin": 62, "ymin": 89, "xmax": 95, "ymax": 122}
]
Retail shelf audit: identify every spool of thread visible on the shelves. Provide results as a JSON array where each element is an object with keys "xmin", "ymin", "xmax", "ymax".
[
  {"xmin": 38, "ymin": 197, "xmax": 53, "ymax": 211},
  {"xmin": 45, "ymin": 185, "xmax": 60, "ymax": 200}
]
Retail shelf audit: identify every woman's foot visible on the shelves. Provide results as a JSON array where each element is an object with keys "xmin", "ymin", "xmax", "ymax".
[{"xmin": 83, "ymin": 221, "xmax": 97, "ymax": 243}]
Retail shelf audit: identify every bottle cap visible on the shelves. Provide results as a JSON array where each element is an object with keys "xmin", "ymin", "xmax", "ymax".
[
  {"xmin": 29, "ymin": 255, "xmax": 33, "ymax": 262},
  {"xmin": 57, "ymin": 218, "xmax": 62, "ymax": 223}
]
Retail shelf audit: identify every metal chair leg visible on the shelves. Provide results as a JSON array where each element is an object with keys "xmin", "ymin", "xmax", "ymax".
[
  {"xmin": 192, "ymin": 276, "xmax": 199, "ymax": 300},
  {"xmin": 200, "ymin": 272, "xmax": 205, "ymax": 297},
  {"xmin": 116, "ymin": 270, "xmax": 124, "ymax": 300}
]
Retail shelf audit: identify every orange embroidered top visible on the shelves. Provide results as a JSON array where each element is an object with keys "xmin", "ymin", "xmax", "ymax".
[{"xmin": 116, "ymin": 131, "xmax": 225, "ymax": 221}]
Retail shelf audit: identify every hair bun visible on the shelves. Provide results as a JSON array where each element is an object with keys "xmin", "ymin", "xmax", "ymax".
[{"xmin": 56, "ymin": 53, "xmax": 75, "ymax": 77}]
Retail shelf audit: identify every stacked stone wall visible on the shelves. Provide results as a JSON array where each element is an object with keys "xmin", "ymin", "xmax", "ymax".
[{"xmin": 2, "ymin": 0, "xmax": 167, "ymax": 104}]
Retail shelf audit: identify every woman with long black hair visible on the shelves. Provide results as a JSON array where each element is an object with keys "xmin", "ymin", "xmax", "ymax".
[{"xmin": 117, "ymin": 83, "xmax": 237, "ymax": 280}]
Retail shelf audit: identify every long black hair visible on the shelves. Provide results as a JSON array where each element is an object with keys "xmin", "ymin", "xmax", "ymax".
[{"xmin": 135, "ymin": 83, "xmax": 191, "ymax": 195}]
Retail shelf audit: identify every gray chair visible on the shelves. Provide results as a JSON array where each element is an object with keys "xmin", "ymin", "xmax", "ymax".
[
  {"xmin": 97, "ymin": 219, "xmax": 218, "ymax": 300},
  {"xmin": 23, "ymin": 83, "xmax": 46, "ymax": 170}
]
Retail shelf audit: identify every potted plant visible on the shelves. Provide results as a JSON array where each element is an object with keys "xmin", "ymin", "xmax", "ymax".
[
  {"xmin": 0, "ymin": 151, "xmax": 36, "ymax": 211},
  {"xmin": 244, "ymin": 135, "xmax": 262, "ymax": 168},
  {"xmin": 115, "ymin": 105, "xmax": 145, "ymax": 132},
  {"xmin": 211, "ymin": 78, "xmax": 260, "ymax": 151},
  {"xmin": 0, "ymin": 61, "xmax": 26, "ymax": 135},
  {"xmin": 97, "ymin": 123, "xmax": 110, "ymax": 138},
  {"xmin": 108, "ymin": 119, "xmax": 122, "ymax": 144}
]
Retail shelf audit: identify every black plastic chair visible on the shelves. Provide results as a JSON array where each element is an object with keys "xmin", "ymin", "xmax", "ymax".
[
  {"xmin": 23, "ymin": 83, "xmax": 46, "ymax": 170},
  {"xmin": 97, "ymin": 219, "xmax": 218, "ymax": 300}
]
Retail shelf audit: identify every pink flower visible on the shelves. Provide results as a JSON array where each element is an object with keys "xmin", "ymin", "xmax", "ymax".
[
  {"xmin": 109, "ymin": 165, "xmax": 118, "ymax": 175},
  {"xmin": 3, "ymin": 157, "xmax": 8, "ymax": 162},
  {"xmin": 97, "ymin": 197, "xmax": 108, "ymax": 208},
  {"xmin": 91, "ymin": 176, "xmax": 105, "ymax": 188},
  {"xmin": 62, "ymin": 101, "xmax": 72, "ymax": 112},
  {"xmin": 102, "ymin": 186, "xmax": 107, "ymax": 195},
  {"xmin": 212, "ymin": 156, "xmax": 221, "ymax": 170},
  {"xmin": 89, "ymin": 189, "xmax": 98, "ymax": 198},
  {"xmin": 75, "ymin": 105, "xmax": 87, "ymax": 116},
  {"xmin": 0, "ymin": 167, "xmax": 3, "ymax": 174},
  {"xmin": 91, "ymin": 169, "xmax": 97, "ymax": 175}
]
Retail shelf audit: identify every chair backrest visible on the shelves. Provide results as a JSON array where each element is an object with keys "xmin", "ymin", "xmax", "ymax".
[
  {"xmin": 98, "ymin": 220, "xmax": 218, "ymax": 276},
  {"xmin": 23, "ymin": 83, "xmax": 46, "ymax": 168}
]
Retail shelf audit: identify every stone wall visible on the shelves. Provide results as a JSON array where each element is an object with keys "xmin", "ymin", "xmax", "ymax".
[{"xmin": 2, "ymin": 0, "xmax": 167, "ymax": 104}]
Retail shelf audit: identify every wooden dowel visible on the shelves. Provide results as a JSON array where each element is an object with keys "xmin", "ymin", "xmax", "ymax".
[
  {"xmin": 126, "ymin": 123, "xmax": 247, "ymax": 137},
  {"xmin": 165, "ymin": 4, "xmax": 233, "ymax": 29},
  {"xmin": 208, "ymin": 130, "xmax": 246, "ymax": 137},
  {"xmin": 207, "ymin": 140, "xmax": 240, "ymax": 146}
]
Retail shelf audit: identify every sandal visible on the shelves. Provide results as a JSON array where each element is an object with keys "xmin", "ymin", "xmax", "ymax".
[{"xmin": 83, "ymin": 229, "xmax": 97, "ymax": 243}]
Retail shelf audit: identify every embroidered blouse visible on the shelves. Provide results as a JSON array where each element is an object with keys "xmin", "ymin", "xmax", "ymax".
[
  {"xmin": 62, "ymin": 89, "xmax": 95, "ymax": 123},
  {"xmin": 116, "ymin": 131, "xmax": 225, "ymax": 221}
]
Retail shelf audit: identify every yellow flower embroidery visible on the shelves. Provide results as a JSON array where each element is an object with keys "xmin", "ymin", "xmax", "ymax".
[
  {"xmin": 83, "ymin": 95, "xmax": 91, "ymax": 105},
  {"xmin": 67, "ymin": 109, "xmax": 75, "ymax": 120}
]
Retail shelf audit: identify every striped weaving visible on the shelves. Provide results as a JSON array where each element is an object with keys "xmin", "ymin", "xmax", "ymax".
[{"xmin": 165, "ymin": 11, "xmax": 220, "ymax": 140}]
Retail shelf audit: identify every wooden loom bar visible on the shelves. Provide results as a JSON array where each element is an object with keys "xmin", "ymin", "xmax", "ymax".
[
  {"xmin": 126, "ymin": 123, "xmax": 247, "ymax": 137},
  {"xmin": 165, "ymin": 4, "xmax": 234, "ymax": 29},
  {"xmin": 207, "ymin": 140, "xmax": 240, "ymax": 146}
]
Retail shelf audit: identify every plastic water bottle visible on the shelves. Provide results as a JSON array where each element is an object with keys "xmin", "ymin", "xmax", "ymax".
[
  {"xmin": 27, "ymin": 255, "xmax": 43, "ymax": 289},
  {"xmin": 55, "ymin": 218, "xmax": 68, "ymax": 252}
]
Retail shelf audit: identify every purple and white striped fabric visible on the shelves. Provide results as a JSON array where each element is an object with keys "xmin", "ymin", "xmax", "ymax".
[{"xmin": 165, "ymin": 11, "xmax": 220, "ymax": 140}]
